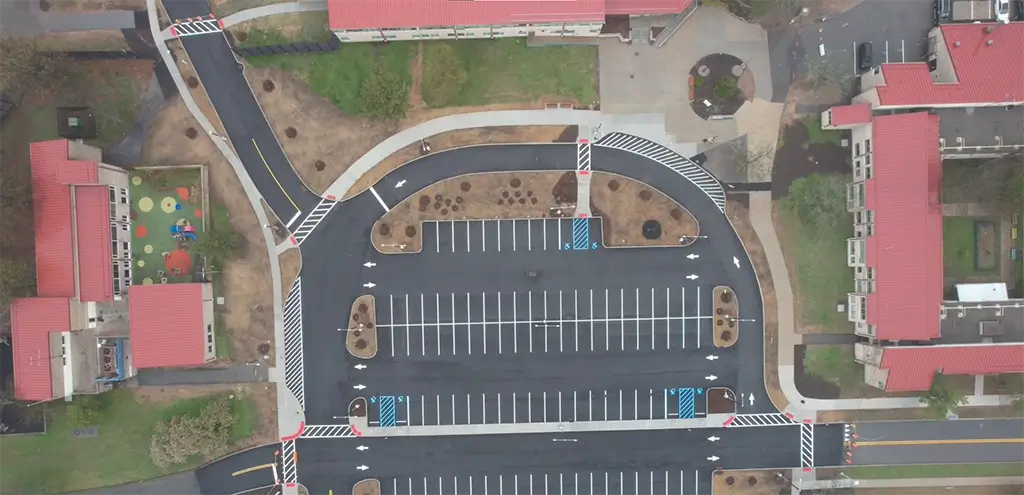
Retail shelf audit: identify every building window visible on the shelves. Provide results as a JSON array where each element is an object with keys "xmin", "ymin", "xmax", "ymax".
[
  {"xmin": 867, "ymin": 267, "xmax": 876, "ymax": 279},
  {"xmin": 122, "ymin": 241, "xmax": 130, "ymax": 251},
  {"xmin": 864, "ymin": 139, "xmax": 871, "ymax": 153},
  {"xmin": 111, "ymin": 239, "xmax": 118, "ymax": 257},
  {"xmin": 208, "ymin": 334, "xmax": 214, "ymax": 343},
  {"xmin": 854, "ymin": 142, "xmax": 861, "ymax": 156},
  {"xmin": 865, "ymin": 165, "xmax": 873, "ymax": 179},
  {"xmin": 120, "ymin": 188, "xmax": 129, "ymax": 204},
  {"xmin": 859, "ymin": 296, "xmax": 867, "ymax": 320}
]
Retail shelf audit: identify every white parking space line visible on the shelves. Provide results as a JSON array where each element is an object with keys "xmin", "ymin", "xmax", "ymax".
[
  {"xmin": 498, "ymin": 220, "xmax": 502, "ymax": 252},
  {"xmin": 390, "ymin": 294, "xmax": 395, "ymax": 357},
  {"xmin": 666, "ymin": 287, "xmax": 671, "ymax": 350},
  {"xmin": 543, "ymin": 219, "xmax": 547, "ymax": 251},
  {"xmin": 435, "ymin": 221, "xmax": 440, "ymax": 253},
  {"xmin": 529, "ymin": 292, "xmax": 534, "ymax": 353},
  {"xmin": 681, "ymin": 287, "xmax": 686, "ymax": 349},
  {"xmin": 605, "ymin": 289, "xmax": 610, "ymax": 351},
  {"xmin": 696, "ymin": 286, "xmax": 701, "ymax": 348},
  {"xmin": 451, "ymin": 221, "xmax": 455, "ymax": 253},
  {"xmin": 544, "ymin": 290, "xmax": 549, "ymax": 353},
  {"xmin": 574, "ymin": 289, "xmax": 579, "ymax": 352},
  {"xmin": 498, "ymin": 291, "xmax": 503, "ymax": 354},
  {"xmin": 420, "ymin": 294, "xmax": 426, "ymax": 356},
  {"xmin": 589, "ymin": 289, "xmax": 594, "ymax": 352},
  {"xmin": 483, "ymin": 292, "xmax": 487, "ymax": 355},
  {"xmin": 369, "ymin": 186, "xmax": 390, "ymax": 212},
  {"xmin": 559, "ymin": 291, "xmax": 564, "ymax": 353},
  {"xmin": 467, "ymin": 293, "xmax": 472, "ymax": 355},
  {"xmin": 436, "ymin": 293, "xmax": 442, "ymax": 356},
  {"xmin": 513, "ymin": 291, "xmax": 519, "ymax": 353},
  {"xmin": 528, "ymin": 219, "xmax": 532, "ymax": 251},
  {"xmin": 619, "ymin": 289, "xmax": 625, "ymax": 351},
  {"xmin": 482, "ymin": 220, "xmax": 486, "ymax": 252},
  {"xmin": 513, "ymin": 219, "xmax": 517, "ymax": 251},
  {"xmin": 466, "ymin": 221, "xmax": 470, "ymax": 253},
  {"xmin": 451, "ymin": 293, "xmax": 456, "ymax": 355},
  {"xmin": 651, "ymin": 288, "xmax": 655, "ymax": 351},
  {"xmin": 635, "ymin": 288, "xmax": 640, "ymax": 351}
]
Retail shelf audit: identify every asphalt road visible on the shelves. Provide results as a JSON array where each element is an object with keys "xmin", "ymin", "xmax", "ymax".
[
  {"xmin": 297, "ymin": 425, "xmax": 845, "ymax": 494},
  {"xmin": 163, "ymin": 0, "xmax": 319, "ymax": 227},
  {"xmin": 194, "ymin": 444, "xmax": 281, "ymax": 495},
  {"xmin": 851, "ymin": 419, "xmax": 1024, "ymax": 465},
  {"xmin": 299, "ymin": 145, "xmax": 770, "ymax": 425},
  {"xmin": 798, "ymin": 0, "xmax": 935, "ymax": 78}
]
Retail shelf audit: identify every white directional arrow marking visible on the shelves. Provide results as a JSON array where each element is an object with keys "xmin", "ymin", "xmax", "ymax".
[
  {"xmin": 363, "ymin": 262, "xmax": 376, "ymax": 268},
  {"xmin": 353, "ymin": 384, "xmax": 366, "ymax": 390},
  {"xmin": 356, "ymin": 445, "xmax": 369, "ymax": 451},
  {"xmin": 363, "ymin": 282, "xmax": 376, "ymax": 288},
  {"xmin": 733, "ymin": 256, "xmax": 740, "ymax": 268},
  {"xmin": 354, "ymin": 364, "xmax": 367, "ymax": 370},
  {"xmin": 707, "ymin": 436, "xmax": 720, "ymax": 442},
  {"xmin": 686, "ymin": 274, "xmax": 699, "ymax": 280},
  {"xmin": 705, "ymin": 355, "xmax": 719, "ymax": 361},
  {"xmin": 357, "ymin": 465, "xmax": 369, "ymax": 471},
  {"xmin": 707, "ymin": 456, "xmax": 720, "ymax": 462},
  {"xmin": 748, "ymin": 394, "xmax": 755, "ymax": 405},
  {"xmin": 395, "ymin": 180, "xmax": 406, "ymax": 188},
  {"xmin": 705, "ymin": 375, "xmax": 718, "ymax": 381},
  {"xmin": 686, "ymin": 253, "xmax": 699, "ymax": 260}
]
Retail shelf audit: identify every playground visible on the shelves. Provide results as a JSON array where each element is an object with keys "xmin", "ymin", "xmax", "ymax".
[{"xmin": 129, "ymin": 167, "xmax": 208, "ymax": 285}]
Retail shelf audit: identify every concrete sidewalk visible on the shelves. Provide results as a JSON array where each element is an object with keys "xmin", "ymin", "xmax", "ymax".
[
  {"xmin": 746, "ymin": 191, "xmax": 1016, "ymax": 412},
  {"xmin": 799, "ymin": 475, "xmax": 1024, "ymax": 491},
  {"xmin": 221, "ymin": 0, "xmax": 326, "ymax": 28}
]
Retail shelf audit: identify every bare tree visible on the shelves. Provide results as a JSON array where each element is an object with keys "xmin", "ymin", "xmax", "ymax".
[
  {"xmin": 729, "ymin": 140, "xmax": 775, "ymax": 179},
  {"xmin": 0, "ymin": 36, "xmax": 70, "ymax": 98},
  {"xmin": 803, "ymin": 51, "xmax": 851, "ymax": 92}
]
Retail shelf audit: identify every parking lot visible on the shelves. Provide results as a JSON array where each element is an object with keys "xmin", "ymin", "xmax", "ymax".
[
  {"xmin": 378, "ymin": 287, "xmax": 714, "ymax": 358},
  {"xmin": 421, "ymin": 218, "xmax": 601, "ymax": 254},
  {"xmin": 384, "ymin": 470, "xmax": 709, "ymax": 495},
  {"xmin": 367, "ymin": 385, "xmax": 712, "ymax": 427},
  {"xmin": 798, "ymin": 0, "xmax": 936, "ymax": 76}
]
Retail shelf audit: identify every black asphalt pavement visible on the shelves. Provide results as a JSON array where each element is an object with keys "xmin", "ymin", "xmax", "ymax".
[
  {"xmin": 195, "ymin": 444, "xmax": 281, "ymax": 495},
  {"xmin": 163, "ymin": 0, "xmax": 319, "ymax": 226},
  {"xmin": 297, "ymin": 425, "xmax": 845, "ymax": 495},
  {"xmin": 798, "ymin": 0, "xmax": 935, "ymax": 78},
  {"xmin": 299, "ymin": 145, "xmax": 770, "ymax": 426}
]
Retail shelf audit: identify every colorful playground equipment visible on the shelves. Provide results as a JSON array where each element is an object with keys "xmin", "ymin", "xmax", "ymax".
[{"xmin": 170, "ymin": 224, "xmax": 197, "ymax": 241}]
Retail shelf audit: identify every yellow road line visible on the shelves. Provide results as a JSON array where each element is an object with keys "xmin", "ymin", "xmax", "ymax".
[
  {"xmin": 252, "ymin": 138, "xmax": 299, "ymax": 211},
  {"xmin": 232, "ymin": 463, "xmax": 276, "ymax": 476},
  {"xmin": 857, "ymin": 438, "xmax": 1024, "ymax": 447}
]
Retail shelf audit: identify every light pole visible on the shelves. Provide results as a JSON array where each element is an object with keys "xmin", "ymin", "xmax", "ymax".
[{"xmin": 789, "ymin": 7, "xmax": 809, "ymax": 24}]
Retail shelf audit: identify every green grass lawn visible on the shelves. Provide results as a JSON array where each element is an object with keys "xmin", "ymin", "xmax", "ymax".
[
  {"xmin": 803, "ymin": 345, "xmax": 863, "ymax": 388},
  {"xmin": 777, "ymin": 207, "xmax": 853, "ymax": 332},
  {"xmin": 424, "ymin": 39, "xmax": 598, "ymax": 107},
  {"xmin": 247, "ymin": 42, "xmax": 413, "ymax": 116},
  {"xmin": 0, "ymin": 390, "xmax": 255, "ymax": 494},
  {"xmin": 801, "ymin": 116, "xmax": 843, "ymax": 146},
  {"xmin": 943, "ymin": 216, "xmax": 999, "ymax": 278},
  {"xmin": 234, "ymin": 12, "xmax": 332, "ymax": 48},
  {"xmin": 129, "ymin": 167, "xmax": 205, "ymax": 285},
  {"xmin": 845, "ymin": 463, "xmax": 1024, "ymax": 479}
]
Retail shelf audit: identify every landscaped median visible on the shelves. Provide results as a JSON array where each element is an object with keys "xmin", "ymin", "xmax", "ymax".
[
  {"xmin": 713, "ymin": 286, "xmax": 738, "ymax": 347},
  {"xmin": 347, "ymin": 295, "xmax": 377, "ymax": 359},
  {"xmin": 353, "ymin": 478, "xmax": 381, "ymax": 495}
]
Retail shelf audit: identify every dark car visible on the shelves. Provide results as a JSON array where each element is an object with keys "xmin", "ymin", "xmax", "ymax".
[
  {"xmin": 1015, "ymin": 0, "xmax": 1024, "ymax": 20},
  {"xmin": 857, "ymin": 42, "xmax": 873, "ymax": 72},
  {"xmin": 935, "ymin": 0, "xmax": 953, "ymax": 23}
]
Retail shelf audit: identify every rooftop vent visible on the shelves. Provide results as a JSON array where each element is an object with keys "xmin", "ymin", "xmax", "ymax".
[
  {"xmin": 986, "ymin": 39, "xmax": 994, "ymax": 46},
  {"xmin": 954, "ymin": 40, "xmax": 962, "ymax": 47}
]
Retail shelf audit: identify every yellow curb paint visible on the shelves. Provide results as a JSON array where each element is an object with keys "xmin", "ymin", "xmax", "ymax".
[{"xmin": 232, "ymin": 463, "xmax": 276, "ymax": 476}]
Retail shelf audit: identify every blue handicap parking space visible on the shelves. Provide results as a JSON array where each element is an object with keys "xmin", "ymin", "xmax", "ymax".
[
  {"xmin": 379, "ymin": 395, "xmax": 397, "ymax": 427},
  {"xmin": 677, "ymin": 388, "xmax": 695, "ymax": 419},
  {"xmin": 562, "ymin": 218, "xmax": 598, "ymax": 251}
]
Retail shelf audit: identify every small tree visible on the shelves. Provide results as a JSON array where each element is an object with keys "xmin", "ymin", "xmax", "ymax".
[
  {"xmin": 193, "ymin": 226, "xmax": 239, "ymax": 269},
  {"xmin": 920, "ymin": 372, "xmax": 968, "ymax": 419},
  {"xmin": 150, "ymin": 397, "xmax": 238, "ymax": 467},
  {"xmin": 714, "ymin": 76, "xmax": 739, "ymax": 99},
  {"xmin": 0, "ymin": 36, "xmax": 70, "ymax": 98},
  {"xmin": 422, "ymin": 43, "xmax": 468, "ymax": 107},
  {"xmin": 781, "ymin": 173, "xmax": 848, "ymax": 229},
  {"xmin": 0, "ymin": 259, "xmax": 35, "ymax": 309},
  {"xmin": 360, "ymin": 64, "xmax": 408, "ymax": 120},
  {"xmin": 729, "ymin": 140, "xmax": 775, "ymax": 179},
  {"xmin": 803, "ymin": 51, "xmax": 850, "ymax": 92}
]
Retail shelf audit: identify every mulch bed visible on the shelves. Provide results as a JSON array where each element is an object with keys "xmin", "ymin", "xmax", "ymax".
[
  {"xmin": 706, "ymin": 387, "xmax": 737, "ymax": 414},
  {"xmin": 689, "ymin": 53, "xmax": 747, "ymax": 120},
  {"xmin": 770, "ymin": 122, "xmax": 849, "ymax": 199}
]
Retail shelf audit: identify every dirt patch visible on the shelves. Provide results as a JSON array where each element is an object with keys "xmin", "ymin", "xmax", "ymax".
[
  {"xmin": 260, "ymin": 201, "xmax": 289, "ymax": 243},
  {"xmin": 349, "ymin": 397, "xmax": 367, "ymax": 418},
  {"xmin": 711, "ymin": 470, "xmax": 789, "ymax": 495},
  {"xmin": 372, "ymin": 172, "xmax": 574, "ymax": 253},
  {"xmin": 143, "ymin": 96, "xmax": 274, "ymax": 365},
  {"xmin": 726, "ymin": 196, "xmax": 788, "ymax": 411},
  {"xmin": 169, "ymin": 40, "xmax": 229, "ymax": 140},
  {"xmin": 976, "ymin": 220, "xmax": 998, "ymax": 270},
  {"xmin": 343, "ymin": 126, "xmax": 571, "ymax": 200},
  {"xmin": 590, "ymin": 172, "xmax": 699, "ymax": 247},
  {"xmin": 353, "ymin": 479, "xmax": 381, "ymax": 495},
  {"xmin": 28, "ymin": 30, "xmax": 130, "ymax": 51},
  {"xmin": 347, "ymin": 295, "xmax": 377, "ymax": 359},
  {"xmin": 713, "ymin": 286, "xmax": 739, "ymax": 347},
  {"xmin": 770, "ymin": 121, "xmax": 849, "ymax": 200},
  {"xmin": 133, "ymin": 383, "xmax": 278, "ymax": 447},
  {"xmin": 279, "ymin": 247, "xmax": 301, "ymax": 306},
  {"xmin": 706, "ymin": 386, "xmax": 737, "ymax": 414},
  {"xmin": 46, "ymin": 0, "xmax": 146, "ymax": 11}
]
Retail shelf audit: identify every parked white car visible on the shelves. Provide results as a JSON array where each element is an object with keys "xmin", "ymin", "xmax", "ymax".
[{"xmin": 996, "ymin": 0, "xmax": 1011, "ymax": 23}]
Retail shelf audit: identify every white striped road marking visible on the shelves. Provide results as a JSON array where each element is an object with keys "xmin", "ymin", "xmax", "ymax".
[{"xmin": 369, "ymin": 186, "xmax": 389, "ymax": 212}]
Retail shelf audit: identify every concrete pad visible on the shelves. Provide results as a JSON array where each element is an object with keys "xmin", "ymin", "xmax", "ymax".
[{"xmin": 733, "ymin": 99, "xmax": 784, "ymax": 182}]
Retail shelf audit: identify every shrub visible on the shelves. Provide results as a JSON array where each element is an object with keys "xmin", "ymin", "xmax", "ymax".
[
  {"xmin": 422, "ymin": 43, "xmax": 468, "ymax": 107},
  {"xmin": 193, "ymin": 224, "xmax": 239, "ymax": 269},
  {"xmin": 713, "ymin": 76, "xmax": 738, "ymax": 99},
  {"xmin": 360, "ymin": 64, "xmax": 408, "ymax": 120},
  {"xmin": 693, "ymin": 75, "xmax": 705, "ymax": 87},
  {"xmin": 70, "ymin": 393, "xmax": 109, "ymax": 427},
  {"xmin": 150, "ymin": 397, "xmax": 238, "ymax": 467}
]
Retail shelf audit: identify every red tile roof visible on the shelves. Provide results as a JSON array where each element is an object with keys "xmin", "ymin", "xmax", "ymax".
[
  {"xmin": 129, "ymin": 284, "xmax": 209, "ymax": 368},
  {"xmin": 10, "ymin": 297, "xmax": 70, "ymax": 401},
  {"xmin": 879, "ymin": 344, "xmax": 1024, "ymax": 391},
  {"xmin": 31, "ymin": 140, "xmax": 76, "ymax": 298},
  {"xmin": 328, "ymin": 0, "xmax": 691, "ymax": 30},
  {"xmin": 875, "ymin": 23, "xmax": 1024, "ymax": 107},
  {"xmin": 863, "ymin": 113, "xmax": 943, "ymax": 341},
  {"xmin": 56, "ymin": 160, "xmax": 99, "ymax": 185},
  {"xmin": 74, "ymin": 187, "xmax": 114, "ymax": 302},
  {"xmin": 606, "ymin": 0, "xmax": 692, "ymax": 15},
  {"xmin": 828, "ymin": 104, "xmax": 872, "ymax": 126}
]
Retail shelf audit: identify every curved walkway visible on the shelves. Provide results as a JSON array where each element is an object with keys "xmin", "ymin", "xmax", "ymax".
[
  {"xmin": 222, "ymin": 0, "xmax": 326, "ymax": 28},
  {"xmin": 747, "ymin": 192, "xmax": 1013, "ymax": 414}
]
